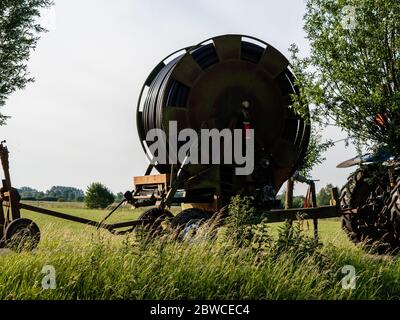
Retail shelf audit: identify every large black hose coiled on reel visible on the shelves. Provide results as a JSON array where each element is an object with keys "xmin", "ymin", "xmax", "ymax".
[{"xmin": 137, "ymin": 34, "xmax": 310, "ymax": 192}]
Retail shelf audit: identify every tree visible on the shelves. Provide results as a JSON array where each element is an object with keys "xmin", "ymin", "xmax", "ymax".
[
  {"xmin": 46, "ymin": 186, "xmax": 84, "ymax": 201},
  {"xmin": 291, "ymin": 0, "xmax": 400, "ymax": 155},
  {"xmin": 0, "ymin": 0, "xmax": 53, "ymax": 123},
  {"xmin": 276, "ymin": 193, "xmax": 306, "ymax": 208},
  {"xmin": 18, "ymin": 185, "xmax": 85, "ymax": 201},
  {"xmin": 292, "ymin": 196, "xmax": 306, "ymax": 209},
  {"xmin": 18, "ymin": 186, "xmax": 41, "ymax": 199},
  {"xmin": 84, "ymin": 182, "xmax": 115, "ymax": 209},
  {"xmin": 297, "ymin": 128, "xmax": 333, "ymax": 178},
  {"xmin": 115, "ymin": 192, "xmax": 124, "ymax": 202},
  {"xmin": 317, "ymin": 183, "xmax": 336, "ymax": 206}
]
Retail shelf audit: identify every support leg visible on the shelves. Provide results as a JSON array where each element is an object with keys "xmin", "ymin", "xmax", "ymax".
[
  {"xmin": 0, "ymin": 200, "xmax": 4, "ymax": 239},
  {"xmin": 0, "ymin": 142, "xmax": 21, "ymax": 225},
  {"xmin": 310, "ymin": 181, "xmax": 318, "ymax": 240}
]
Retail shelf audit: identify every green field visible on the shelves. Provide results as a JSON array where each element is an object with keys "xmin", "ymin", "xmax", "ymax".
[{"xmin": 1, "ymin": 201, "xmax": 400, "ymax": 300}]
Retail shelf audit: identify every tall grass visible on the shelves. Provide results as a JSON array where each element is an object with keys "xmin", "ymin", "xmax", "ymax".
[
  {"xmin": 1, "ymin": 198, "xmax": 400, "ymax": 300},
  {"xmin": 0, "ymin": 225, "xmax": 399, "ymax": 299}
]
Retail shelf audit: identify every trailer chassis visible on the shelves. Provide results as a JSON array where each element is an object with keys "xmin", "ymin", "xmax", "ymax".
[{"xmin": 0, "ymin": 142, "xmax": 349, "ymax": 250}]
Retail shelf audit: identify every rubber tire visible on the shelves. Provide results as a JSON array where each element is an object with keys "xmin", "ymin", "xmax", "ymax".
[
  {"xmin": 340, "ymin": 167, "xmax": 396, "ymax": 253},
  {"xmin": 386, "ymin": 179, "xmax": 400, "ymax": 242},
  {"xmin": 341, "ymin": 168, "xmax": 372, "ymax": 243},
  {"xmin": 4, "ymin": 218, "xmax": 40, "ymax": 252},
  {"xmin": 170, "ymin": 208, "xmax": 212, "ymax": 229},
  {"xmin": 137, "ymin": 208, "xmax": 173, "ymax": 235}
]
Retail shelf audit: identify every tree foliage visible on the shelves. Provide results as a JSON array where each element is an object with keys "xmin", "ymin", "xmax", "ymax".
[
  {"xmin": 115, "ymin": 192, "xmax": 124, "ymax": 202},
  {"xmin": 0, "ymin": 0, "xmax": 53, "ymax": 123},
  {"xmin": 46, "ymin": 186, "xmax": 84, "ymax": 201},
  {"xmin": 84, "ymin": 182, "xmax": 115, "ymax": 209},
  {"xmin": 297, "ymin": 126, "xmax": 333, "ymax": 177},
  {"xmin": 276, "ymin": 193, "xmax": 306, "ymax": 209},
  {"xmin": 291, "ymin": 0, "xmax": 400, "ymax": 155},
  {"xmin": 18, "ymin": 186, "xmax": 84, "ymax": 201},
  {"xmin": 316, "ymin": 183, "xmax": 336, "ymax": 206}
]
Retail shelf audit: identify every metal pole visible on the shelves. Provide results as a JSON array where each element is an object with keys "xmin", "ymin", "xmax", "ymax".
[
  {"xmin": 0, "ymin": 200, "xmax": 4, "ymax": 239},
  {"xmin": 285, "ymin": 178, "xmax": 294, "ymax": 210},
  {"xmin": 0, "ymin": 142, "xmax": 20, "ymax": 221},
  {"xmin": 0, "ymin": 141, "xmax": 21, "ymax": 220},
  {"xmin": 310, "ymin": 181, "xmax": 318, "ymax": 240},
  {"xmin": 0, "ymin": 142, "xmax": 11, "ymax": 189}
]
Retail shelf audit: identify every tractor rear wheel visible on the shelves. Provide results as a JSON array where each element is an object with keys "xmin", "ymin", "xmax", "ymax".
[
  {"xmin": 340, "ymin": 166, "xmax": 398, "ymax": 253},
  {"xmin": 385, "ymin": 179, "xmax": 400, "ymax": 243}
]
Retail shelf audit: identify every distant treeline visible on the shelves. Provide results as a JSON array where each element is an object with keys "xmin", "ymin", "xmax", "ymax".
[{"xmin": 18, "ymin": 186, "xmax": 85, "ymax": 202}]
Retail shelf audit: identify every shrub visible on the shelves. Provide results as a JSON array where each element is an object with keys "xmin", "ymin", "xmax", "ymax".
[
  {"xmin": 225, "ymin": 196, "xmax": 326, "ymax": 266},
  {"xmin": 272, "ymin": 221, "xmax": 325, "ymax": 265},
  {"xmin": 226, "ymin": 195, "xmax": 257, "ymax": 246},
  {"xmin": 84, "ymin": 182, "xmax": 115, "ymax": 209}
]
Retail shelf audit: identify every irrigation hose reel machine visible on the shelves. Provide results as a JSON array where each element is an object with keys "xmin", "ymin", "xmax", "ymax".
[{"xmin": 0, "ymin": 35, "xmax": 343, "ymax": 251}]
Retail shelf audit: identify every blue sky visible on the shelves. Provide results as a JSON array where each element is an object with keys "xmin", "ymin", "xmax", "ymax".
[{"xmin": 1, "ymin": 0, "xmax": 357, "ymax": 195}]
